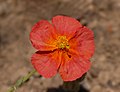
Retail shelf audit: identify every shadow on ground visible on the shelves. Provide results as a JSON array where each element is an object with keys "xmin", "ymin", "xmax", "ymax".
[{"xmin": 47, "ymin": 85, "xmax": 89, "ymax": 92}]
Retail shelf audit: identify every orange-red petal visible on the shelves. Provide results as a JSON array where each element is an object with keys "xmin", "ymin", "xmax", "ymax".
[
  {"xmin": 69, "ymin": 26, "xmax": 95, "ymax": 60},
  {"xmin": 59, "ymin": 53, "xmax": 91, "ymax": 81},
  {"xmin": 30, "ymin": 20, "xmax": 57, "ymax": 51},
  {"xmin": 52, "ymin": 15, "xmax": 82, "ymax": 39},
  {"xmin": 31, "ymin": 51, "xmax": 61, "ymax": 78}
]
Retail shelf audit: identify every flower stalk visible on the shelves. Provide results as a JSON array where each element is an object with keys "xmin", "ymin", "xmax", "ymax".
[{"xmin": 7, "ymin": 69, "xmax": 36, "ymax": 92}]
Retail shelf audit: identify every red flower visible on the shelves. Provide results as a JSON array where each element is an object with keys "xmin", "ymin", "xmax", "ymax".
[{"xmin": 30, "ymin": 15, "xmax": 95, "ymax": 81}]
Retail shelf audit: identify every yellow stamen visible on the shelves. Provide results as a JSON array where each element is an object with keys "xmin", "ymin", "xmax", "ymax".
[{"xmin": 55, "ymin": 36, "xmax": 70, "ymax": 49}]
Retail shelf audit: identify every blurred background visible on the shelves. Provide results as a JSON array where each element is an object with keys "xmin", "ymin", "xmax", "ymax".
[{"xmin": 0, "ymin": 0, "xmax": 120, "ymax": 92}]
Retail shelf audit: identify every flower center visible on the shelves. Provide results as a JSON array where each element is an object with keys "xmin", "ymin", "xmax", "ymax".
[{"xmin": 55, "ymin": 36, "xmax": 70, "ymax": 49}]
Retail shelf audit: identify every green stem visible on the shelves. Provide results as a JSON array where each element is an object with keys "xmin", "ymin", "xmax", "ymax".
[
  {"xmin": 62, "ymin": 73, "xmax": 87, "ymax": 92},
  {"xmin": 7, "ymin": 69, "xmax": 36, "ymax": 92}
]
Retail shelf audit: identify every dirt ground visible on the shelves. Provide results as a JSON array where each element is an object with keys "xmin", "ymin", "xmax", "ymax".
[{"xmin": 0, "ymin": 0, "xmax": 120, "ymax": 92}]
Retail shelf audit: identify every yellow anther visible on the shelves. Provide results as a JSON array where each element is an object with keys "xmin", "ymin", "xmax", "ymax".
[
  {"xmin": 66, "ymin": 45, "xmax": 70, "ymax": 49},
  {"xmin": 55, "ymin": 36, "xmax": 70, "ymax": 49}
]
